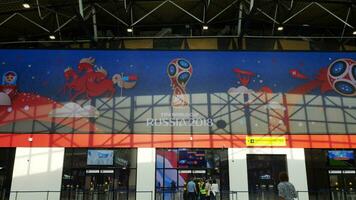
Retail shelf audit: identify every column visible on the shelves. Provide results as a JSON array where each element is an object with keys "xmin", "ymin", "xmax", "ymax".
[
  {"xmin": 10, "ymin": 147, "xmax": 65, "ymax": 200},
  {"xmin": 136, "ymin": 148, "xmax": 155, "ymax": 200}
]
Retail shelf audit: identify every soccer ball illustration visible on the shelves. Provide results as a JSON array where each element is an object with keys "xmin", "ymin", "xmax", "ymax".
[
  {"xmin": 327, "ymin": 58, "xmax": 356, "ymax": 96},
  {"xmin": 167, "ymin": 58, "xmax": 193, "ymax": 106}
]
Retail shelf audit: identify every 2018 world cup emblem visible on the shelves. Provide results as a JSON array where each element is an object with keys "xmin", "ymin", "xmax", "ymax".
[{"xmin": 167, "ymin": 58, "xmax": 192, "ymax": 107}]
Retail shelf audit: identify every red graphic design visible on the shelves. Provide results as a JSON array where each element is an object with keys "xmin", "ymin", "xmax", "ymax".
[
  {"xmin": 64, "ymin": 57, "xmax": 118, "ymax": 100},
  {"xmin": 290, "ymin": 68, "xmax": 332, "ymax": 94},
  {"xmin": 233, "ymin": 68, "xmax": 255, "ymax": 86},
  {"xmin": 289, "ymin": 69, "xmax": 308, "ymax": 80}
]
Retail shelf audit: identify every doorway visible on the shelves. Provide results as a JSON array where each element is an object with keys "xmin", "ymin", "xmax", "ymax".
[
  {"xmin": 60, "ymin": 149, "xmax": 137, "ymax": 200},
  {"xmin": 0, "ymin": 148, "xmax": 15, "ymax": 200},
  {"xmin": 329, "ymin": 170, "xmax": 356, "ymax": 200},
  {"xmin": 247, "ymin": 155, "xmax": 287, "ymax": 200}
]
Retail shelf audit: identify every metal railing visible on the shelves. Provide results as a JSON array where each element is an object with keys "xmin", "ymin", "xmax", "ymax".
[
  {"xmin": 9, "ymin": 190, "xmax": 152, "ymax": 200},
  {"xmin": 7, "ymin": 190, "xmax": 356, "ymax": 200},
  {"xmin": 155, "ymin": 190, "xmax": 243, "ymax": 200}
]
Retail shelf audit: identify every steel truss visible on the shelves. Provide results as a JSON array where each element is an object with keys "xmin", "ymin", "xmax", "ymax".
[
  {"xmin": 0, "ymin": 92, "xmax": 355, "ymax": 136},
  {"xmin": 0, "ymin": 0, "xmax": 354, "ymax": 44}
]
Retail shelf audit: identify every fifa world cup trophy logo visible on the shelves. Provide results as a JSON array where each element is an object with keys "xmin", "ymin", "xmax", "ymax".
[{"xmin": 167, "ymin": 58, "xmax": 193, "ymax": 107}]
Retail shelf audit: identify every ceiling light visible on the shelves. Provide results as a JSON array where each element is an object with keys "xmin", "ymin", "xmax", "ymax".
[
  {"xmin": 277, "ymin": 26, "xmax": 284, "ymax": 31},
  {"xmin": 49, "ymin": 35, "xmax": 56, "ymax": 40},
  {"xmin": 353, "ymin": 31, "xmax": 356, "ymax": 35},
  {"xmin": 22, "ymin": 3, "xmax": 30, "ymax": 8},
  {"xmin": 202, "ymin": 25, "xmax": 208, "ymax": 30},
  {"xmin": 127, "ymin": 28, "xmax": 133, "ymax": 33}
]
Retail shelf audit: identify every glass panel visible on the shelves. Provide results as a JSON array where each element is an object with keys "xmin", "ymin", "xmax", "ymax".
[
  {"xmin": 61, "ymin": 148, "xmax": 137, "ymax": 200},
  {"xmin": 115, "ymin": 149, "xmax": 137, "ymax": 168},
  {"xmin": 344, "ymin": 173, "xmax": 356, "ymax": 200},
  {"xmin": 156, "ymin": 150, "xmax": 165, "ymax": 169},
  {"xmin": 156, "ymin": 148, "xmax": 229, "ymax": 200},
  {"xmin": 329, "ymin": 174, "xmax": 345, "ymax": 200},
  {"xmin": 164, "ymin": 169, "xmax": 178, "ymax": 188},
  {"xmin": 156, "ymin": 169, "xmax": 164, "ymax": 188},
  {"xmin": 164, "ymin": 150, "xmax": 178, "ymax": 169},
  {"xmin": 247, "ymin": 155, "xmax": 287, "ymax": 200}
]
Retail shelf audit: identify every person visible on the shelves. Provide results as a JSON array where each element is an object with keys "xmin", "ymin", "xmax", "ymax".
[
  {"xmin": 183, "ymin": 182, "xmax": 188, "ymax": 200},
  {"xmin": 277, "ymin": 172, "xmax": 298, "ymax": 200},
  {"xmin": 204, "ymin": 179, "xmax": 211, "ymax": 200},
  {"xmin": 210, "ymin": 179, "xmax": 219, "ymax": 200},
  {"xmin": 170, "ymin": 180, "xmax": 177, "ymax": 200},
  {"xmin": 187, "ymin": 178, "xmax": 197, "ymax": 200},
  {"xmin": 198, "ymin": 179, "xmax": 207, "ymax": 200}
]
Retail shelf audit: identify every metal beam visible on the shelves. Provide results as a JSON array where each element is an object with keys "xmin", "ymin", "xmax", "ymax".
[
  {"xmin": 36, "ymin": 0, "xmax": 51, "ymax": 20},
  {"xmin": 243, "ymin": 0, "xmax": 254, "ymax": 15},
  {"xmin": 92, "ymin": 6, "xmax": 97, "ymax": 42},
  {"xmin": 0, "ymin": 13, "xmax": 17, "ymax": 27},
  {"xmin": 203, "ymin": 1, "xmax": 206, "ymax": 23},
  {"xmin": 54, "ymin": 5, "xmax": 90, "ymax": 33},
  {"xmin": 249, "ymin": 0, "xmax": 254, "ymax": 12},
  {"xmin": 55, "ymin": 13, "xmax": 62, "ymax": 40},
  {"xmin": 271, "ymin": 4, "xmax": 279, "ymax": 35},
  {"xmin": 0, "ymin": 13, "xmax": 50, "ymax": 33},
  {"xmin": 79, "ymin": 0, "xmax": 84, "ymax": 18},
  {"xmin": 132, "ymin": 0, "xmax": 169, "ymax": 26},
  {"xmin": 282, "ymin": 2, "xmax": 315, "ymax": 24},
  {"xmin": 207, "ymin": 0, "xmax": 239, "ymax": 24},
  {"xmin": 341, "ymin": 7, "xmax": 351, "ymax": 39},
  {"xmin": 237, "ymin": 1, "xmax": 243, "ymax": 36},
  {"xmin": 314, "ymin": 2, "xmax": 354, "ymax": 29},
  {"xmin": 168, "ymin": 0, "xmax": 203, "ymax": 23},
  {"xmin": 95, "ymin": 3, "xmax": 128, "ymax": 26},
  {"xmin": 256, "ymin": 7, "xmax": 280, "ymax": 24}
]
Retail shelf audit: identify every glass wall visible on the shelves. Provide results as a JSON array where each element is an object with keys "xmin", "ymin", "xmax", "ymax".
[
  {"xmin": 247, "ymin": 155, "xmax": 287, "ymax": 200},
  {"xmin": 155, "ymin": 148, "xmax": 229, "ymax": 200},
  {"xmin": 0, "ymin": 148, "xmax": 15, "ymax": 200},
  {"xmin": 305, "ymin": 149, "xmax": 356, "ymax": 200},
  {"xmin": 60, "ymin": 148, "xmax": 137, "ymax": 200}
]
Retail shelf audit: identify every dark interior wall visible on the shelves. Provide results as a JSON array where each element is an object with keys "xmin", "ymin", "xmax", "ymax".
[{"xmin": 0, "ymin": 148, "xmax": 16, "ymax": 200}]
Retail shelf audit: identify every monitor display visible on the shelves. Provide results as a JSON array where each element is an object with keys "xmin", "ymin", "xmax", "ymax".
[
  {"xmin": 328, "ymin": 150, "xmax": 354, "ymax": 167},
  {"xmin": 87, "ymin": 150, "xmax": 114, "ymax": 165},
  {"xmin": 178, "ymin": 150, "xmax": 206, "ymax": 168}
]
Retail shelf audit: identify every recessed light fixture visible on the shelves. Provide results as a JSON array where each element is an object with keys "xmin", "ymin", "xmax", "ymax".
[
  {"xmin": 22, "ymin": 3, "xmax": 30, "ymax": 8},
  {"xmin": 49, "ymin": 35, "xmax": 56, "ymax": 40},
  {"xmin": 353, "ymin": 31, "xmax": 356, "ymax": 35},
  {"xmin": 202, "ymin": 25, "xmax": 208, "ymax": 30},
  {"xmin": 127, "ymin": 28, "xmax": 133, "ymax": 33},
  {"xmin": 277, "ymin": 26, "xmax": 284, "ymax": 31}
]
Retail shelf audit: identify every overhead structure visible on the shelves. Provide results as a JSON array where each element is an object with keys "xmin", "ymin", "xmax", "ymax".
[{"xmin": 0, "ymin": 0, "xmax": 354, "ymax": 45}]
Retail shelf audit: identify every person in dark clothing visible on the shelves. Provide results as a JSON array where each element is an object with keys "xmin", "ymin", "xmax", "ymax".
[
  {"xmin": 187, "ymin": 178, "xmax": 197, "ymax": 200},
  {"xmin": 170, "ymin": 181, "xmax": 177, "ymax": 200}
]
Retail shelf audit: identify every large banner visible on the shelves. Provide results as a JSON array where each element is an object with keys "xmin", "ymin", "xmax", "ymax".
[{"xmin": 0, "ymin": 49, "xmax": 355, "ymax": 148}]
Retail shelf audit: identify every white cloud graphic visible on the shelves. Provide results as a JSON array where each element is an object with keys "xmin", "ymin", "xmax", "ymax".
[
  {"xmin": 49, "ymin": 102, "xmax": 99, "ymax": 118},
  {"xmin": 228, "ymin": 86, "xmax": 254, "ymax": 94},
  {"xmin": 264, "ymin": 101, "xmax": 286, "ymax": 110},
  {"xmin": 0, "ymin": 92, "xmax": 11, "ymax": 105}
]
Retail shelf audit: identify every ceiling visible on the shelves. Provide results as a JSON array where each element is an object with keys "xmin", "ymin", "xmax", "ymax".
[{"xmin": 0, "ymin": 0, "xmax": 355, "ymax": 45}]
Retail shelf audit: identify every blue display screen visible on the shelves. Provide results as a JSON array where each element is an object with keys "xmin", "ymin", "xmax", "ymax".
[
  {"xmin": 178, "ymin": 150, "xmax": 206, "ymax": 168},
  {"xmin": 328, "ymin": 150, "xmax": 354, "ymax": 167},
  {"xmin": 87, "ymin": 150, "xmax": 114, "ymax": 165}
]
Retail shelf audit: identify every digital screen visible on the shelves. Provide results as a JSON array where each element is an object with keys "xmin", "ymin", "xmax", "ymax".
[
  {"xmin": 178, "ymin": 150, "xmax": 206, "ymax": 168},
  {"xmin": 87, "ymin": 150, "xmax": 114, "ymax": 165},
  {"xmin": 328, "ymin": 150, "xmax": 354, "ymax": 167}
]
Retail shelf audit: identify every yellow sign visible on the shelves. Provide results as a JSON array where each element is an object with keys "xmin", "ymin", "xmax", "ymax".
[{"xmin": 246, "ymin": 136, "xmax": 287, "ymax": 146}]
